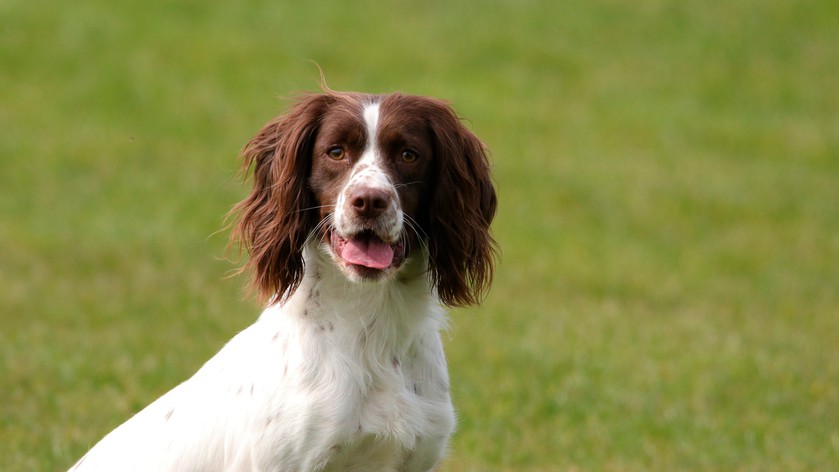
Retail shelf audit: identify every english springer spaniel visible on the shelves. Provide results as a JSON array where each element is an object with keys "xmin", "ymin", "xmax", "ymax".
[{"xmin": 71, "ymin": 90, "xmax": 496, "ymax": 471}]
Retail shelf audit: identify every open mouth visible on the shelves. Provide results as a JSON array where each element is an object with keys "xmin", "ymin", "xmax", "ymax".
[{"xmin": 329, "ymin": 229, "xmax": 406, "ymax": 272}]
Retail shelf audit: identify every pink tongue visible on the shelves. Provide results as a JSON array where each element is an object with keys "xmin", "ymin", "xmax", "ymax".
[{"xmin": 341, "ymin": 237, "xmax": 394, "ymax": 269}]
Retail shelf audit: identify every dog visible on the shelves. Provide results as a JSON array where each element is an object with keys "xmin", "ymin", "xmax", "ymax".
[{"xmin": 71, "ymin": 90, "xmax": 496, "ymax": 471}]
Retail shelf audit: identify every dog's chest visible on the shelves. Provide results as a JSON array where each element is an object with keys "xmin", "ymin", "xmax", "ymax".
[
  {"xmin": 308, "ymin": 344, "xmax": 452, "ymax": 470},
  {"xmin": 314, "ymin": 369, "xmax": 450, "ymax": 471},
  {"xmin": 239, "ymin": 277, "xmax": 455, "ymax": 470},
  {"xmin": 248, "ymin": 304, "xmax": 454, "ymax": 471}
]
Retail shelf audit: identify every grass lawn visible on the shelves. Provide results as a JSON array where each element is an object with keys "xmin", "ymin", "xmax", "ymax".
[{"xmin": 2, "ymin": 0, "xmax": 837, "ymax": 470}]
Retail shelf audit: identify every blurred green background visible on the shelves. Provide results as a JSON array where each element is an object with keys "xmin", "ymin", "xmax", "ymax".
[{"xmin": 2, "ymin": 0, "xmax": 837, "ymax": 470}]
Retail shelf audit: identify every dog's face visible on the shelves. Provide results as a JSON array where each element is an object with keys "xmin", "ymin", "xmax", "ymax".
[
  {"xmin": 309, "ymin": 98, "xmax": 435, "ymax": 281},
  {"xmin": 231, "ymin": 91, "xmax": 496, "ymax": 306}
]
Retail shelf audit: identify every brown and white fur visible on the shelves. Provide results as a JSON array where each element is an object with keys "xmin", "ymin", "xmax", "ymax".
[{"xmin": 71, "ymin": 90, "xmax": 496, "ymax": 472}]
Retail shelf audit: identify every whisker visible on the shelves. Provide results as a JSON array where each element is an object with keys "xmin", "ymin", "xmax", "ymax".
[
  {"xmin": 304, "ymin": 214, "xmax": 334, "ymax": 247},
  {"xmin": 403, "ymin": 216, "xmax": 430, "ymax": 256},
  {"xmin": 314, "ymin": 214, "xmax": 333, "ymax": 237},
  {"xmin": 393, "ymin": 181, "xmax": 424, "ymax": 190},
  {"xmin": 293, "ymin": 204, "xmax": 336, "ymax": 215},
  {"xmin": 403, "ymin": 214, "xmax": 430, "ymax": 242}
]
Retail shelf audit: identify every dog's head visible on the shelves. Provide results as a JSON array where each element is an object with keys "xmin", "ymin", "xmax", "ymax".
[{"xmin": 230, "ymin": 91, "xmax": 496, "ymax": 307}]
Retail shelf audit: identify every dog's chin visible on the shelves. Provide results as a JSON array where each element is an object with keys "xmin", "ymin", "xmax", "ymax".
[{"xmin": 327, "ymin": 229, "xmax": 407, "ymax": 282}]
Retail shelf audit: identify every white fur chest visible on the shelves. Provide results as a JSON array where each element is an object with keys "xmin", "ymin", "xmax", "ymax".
[
  {"xmin": 245, "ymin": 261, "xmax": 455, "ymax": 471},
  {"xmin": 311, "ymin": 352, "xmax": 455, "ymax": 472}
]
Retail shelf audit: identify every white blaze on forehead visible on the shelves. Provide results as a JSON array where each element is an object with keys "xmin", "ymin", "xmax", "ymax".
[
  {"xmin": 362, "ymin": 102, "xmax": 380, "ymax": 158},
  {"xmin": 353, "ymin": 102, "xmax": 390, "ymax": 187}
]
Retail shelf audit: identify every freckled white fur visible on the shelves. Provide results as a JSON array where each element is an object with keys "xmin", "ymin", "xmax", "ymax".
[{"xmin": 70, "ymin": 101, "xmax": 455, "ymax": 472}]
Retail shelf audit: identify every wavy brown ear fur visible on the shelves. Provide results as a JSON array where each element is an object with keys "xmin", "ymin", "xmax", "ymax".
[
  {"xmin": 229, "ymin": 94, "xmax": 329, "ymax": 303},
  {"xmin": 423, "ymin": 98, "xmax": 498, "ymax": 307}
]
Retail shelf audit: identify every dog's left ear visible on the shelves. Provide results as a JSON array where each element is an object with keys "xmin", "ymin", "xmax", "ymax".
[
  {"xmin": 229, "ymin": 94, "xmax": 330, "ymax": 303},
  {"xmin": 422, "ymin": 98, "xmax": 498, "ymax": 307}
]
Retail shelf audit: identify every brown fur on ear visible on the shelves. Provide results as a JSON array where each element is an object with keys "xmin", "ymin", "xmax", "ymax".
[
  {"xmin": 228, "ymin": 94, "xmax": 330, "ymax": 303},
  {"xmin": 422, "ymin": 98, "xmax": 498, "ymax": 307}
]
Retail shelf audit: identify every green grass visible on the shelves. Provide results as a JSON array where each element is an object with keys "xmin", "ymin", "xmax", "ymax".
[{"xmin": 2, "ymin": 0, "xmax": 838, "ymax": 470}]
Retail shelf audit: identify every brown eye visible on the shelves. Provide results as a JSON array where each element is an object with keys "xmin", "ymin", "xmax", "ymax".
[
  {"xmin": 401, "ymin": 149, "xmax": 418, "ymax": 163},
  {"xmin": 327, "ymin": 146, "xmax": 345, "ymax": 161}
]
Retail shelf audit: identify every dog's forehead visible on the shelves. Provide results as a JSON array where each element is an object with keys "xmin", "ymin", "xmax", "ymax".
[
  {"xmin": 312, "ymin": 93, "xmax": 435, "ymax": 163},
  {"xmin": 381, "ymin": 100, "xmax": 436, "ymax": 146},
  {"xmin": 315, "ymin": 102, "xmax": 366, "ymax": 147},
  {"xmin": 318, "ymin": 115, "xmax": 364, "ymax": 143}
]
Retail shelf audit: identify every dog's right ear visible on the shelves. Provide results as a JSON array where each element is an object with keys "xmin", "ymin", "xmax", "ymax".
[{"xmin": 229, "ymin": 94, "xmax": 330, "ymax": 303}]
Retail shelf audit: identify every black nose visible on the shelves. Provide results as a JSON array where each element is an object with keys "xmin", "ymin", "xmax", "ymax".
[{"xmin": 350, "ymin": 187, "xmax": 390, "ymax": 219}]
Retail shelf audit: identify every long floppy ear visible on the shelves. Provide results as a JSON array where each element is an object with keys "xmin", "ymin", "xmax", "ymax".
[
  {"xmin": 229, "ymin": 94, "xmax": 329, "ymax": 303},
  {"xmin": 424, "ymin": 99, "xmax": 498, "ymax": 307}
]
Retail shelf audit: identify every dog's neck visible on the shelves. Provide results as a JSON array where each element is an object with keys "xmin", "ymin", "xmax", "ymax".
[{"xmin": 273, "ymin": 243, "xmax": 446, "ymax": 361}]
